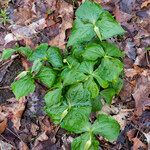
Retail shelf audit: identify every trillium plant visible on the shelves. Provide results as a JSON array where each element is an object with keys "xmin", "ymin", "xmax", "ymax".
[{"xmin": 1, "ymin": 1, "xmax": 125, "ymax": 149}]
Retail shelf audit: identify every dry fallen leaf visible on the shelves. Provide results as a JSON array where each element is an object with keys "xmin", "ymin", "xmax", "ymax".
[
  {"xmin": 113, "ymin": 109, "xmax": 133, "ymax": 129},
  {"xmin": 19, "ymin": 141, "xmax": 29, "ymax": 150},
  {"xmin": 132, "ymin": 70, "xmax": 150, "ymax": 116},
  {"xmin": 132, "ymin": 137, "xmax": 147, "ymax": 150},
  {"xmin": 1, "ymin": 97, "xmax": 26, "ymax": 130},
  {"xmin": 5, "ymin": 18, "xmax": 47, "ymax": 44},
  {"xmin": 125, "ymin": 66, "xmax": 144, "ymax": 78},
  {"xmin": 0, "ymin": 118, "xmax": 7, "ymax": 134},
  {"xmin": 141, "ymin": 0, "xmax": 150, "ymax": 8},
  {"xmin": 0, "ymin": 140, "xmax": 14, "ymax": 150},
  {"xmin": 31, "ymin": 123, "xmax": 39, "ymax": 136},
  {"xmin": 49, "ymin": 0, "xmax": 73, "ymax": 49},
  {"xmin": 32, "ymin": 132, "xmax": 49, "ymax": 150}
]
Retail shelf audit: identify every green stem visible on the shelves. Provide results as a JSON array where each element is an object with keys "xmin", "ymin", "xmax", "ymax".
[{"xmin": 94, "ymin": 26, "xmax": 102, "ymax": 41}]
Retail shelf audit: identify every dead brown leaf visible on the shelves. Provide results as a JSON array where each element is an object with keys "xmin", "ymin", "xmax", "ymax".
[
  {"xmin": 31, "ymin": 123, "xmax": 39, "ymax": 136},
  {"xmin": 125, "ymin": 66, "xmax": 144, "ymax": 78},
  {"xmin": 1, "ymin": 97, "xmax": 26, "ymax": 130},
  {"xmin": 132, "ymin": 70, "xmax": 150, "ymax": 116},
  {"xmin": 0, "ymin": 118, "xmax": 7, "ymax": 134},
  {"xmin": 0, "ymin": 140, "xmax": 14, "ymax": 150},
  {"xmin": 141, "ymin": 0, "xmax": 150, "ymax": 8},
  {"xmin": 19, "ymin": 141, "xmax": 29, "ymax": 150},
  {"xmin": 132, "ymin": 137, "xmax": 147, "ymax": 150},
  {"xmin": 49, "ymin": 0, "xmax": 73, "ymax": 49},
  {"xmin": 113, "ymin": 109, "xmax": 133, "ymax": 130},
  {"xmin": 5, "ymin": 19, "xmax": 47, "ymax": 44}
]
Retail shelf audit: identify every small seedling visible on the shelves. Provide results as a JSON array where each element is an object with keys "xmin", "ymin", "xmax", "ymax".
[{"xmin": 0, "ymin": 9, "xmax": 9, "ymax": 25}]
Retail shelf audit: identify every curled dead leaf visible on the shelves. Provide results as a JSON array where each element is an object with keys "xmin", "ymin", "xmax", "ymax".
[{"xmin": 0, "ymin": 118, "xmax": 7, "ymax": 134}]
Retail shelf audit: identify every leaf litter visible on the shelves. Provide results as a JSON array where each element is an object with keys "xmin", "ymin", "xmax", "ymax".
[{"xmin": 0, "ymin": 0, "xmax": 150, "ymax": 149}]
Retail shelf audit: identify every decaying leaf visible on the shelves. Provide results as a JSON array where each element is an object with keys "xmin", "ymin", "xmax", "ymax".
[
  {"xmin": 5, "ymin": 18, "xmax": 46, "ymax": 44},
  {"xmin": 132, "ymin": 70, "xmax": 150, "ymax": 116},
  {"xmin": 1, "ymin": 97, "xmax": 26, "ymax": 130},
  {"xmin": 49, "ymin": 0, "xmax": 73, "ymax": 49},
  {"xmin": 0, "ymin": 140, "xmax": 14, "ymax": 150},
  {"xmin": 19, "ymin": 141, "xmax": 29, "ymax": 150},
  {"xmin": 0, "ymin": 118, "xmax": 7, "ymax": 134}
]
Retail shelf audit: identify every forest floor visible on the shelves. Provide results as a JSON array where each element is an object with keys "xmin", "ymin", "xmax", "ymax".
[{"xmin": 0, "ymin": 0, "xmax": 150, "ymax": 150}]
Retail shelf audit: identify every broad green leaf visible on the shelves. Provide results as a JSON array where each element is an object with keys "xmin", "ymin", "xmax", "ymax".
[
  {"xmin": 91, "ymin": 95, "xmax": 103, "ymax": 112},
  {"xmin": 84, "ymin": 77, "xmax": 99, "ymax": 98},
  {"xmin": 1, "ymin": 49, "xmax": 16, "ymax": 60},
  {"xmin": 72, "ymin": 44, "xmax": 85, "ymax": 59},
  {"xmin": 66, "ymin": 83, "xmax": 91, "ymax": 106},
  {"xmin": 63, "ymin": 68, "xmax": 87, "ymax": 86},
  {"xmin": 100, "ymin": 41, "xmax": 124, "ymax": 58},
  {"xmin": 29, "ymin": 43, "xmax": 48, "ymax": 61},
  {"xmin": 82, "ymin": 43, "xmax": 105, "ymax": 61},
  {"xmin": 93, "ymin": 73, "xmax": 109, "ymax": 88},
  {"xmin": 95, "ymin": 11, "xmax": 125, "ymax": 40},
  {"xmin": 36, "ymin": 67, "xmax": 56, "ymax": 88},
  {"xmin": 76, "ymin": 0, "xmax": 103, "ymax": 24},
  {"xmin": 64, "ymin": 55, "xmax": 80, "ymax": 69},
  {"xmin": 11, "ymin": 74, "xmax": 35, "ymax": 100},
  {"xmin": 45, "ymin": 88, "xmax": 62, "ymax": 107},
  {"xmin": 67, "ymin": 19, "xmax": 95, "ymax": 47},
  {"xmin": 17, "ymin": 47, "xmax": 33, "ymax": 58},
  {"xmin": 31, "ymin": 59, "xmax": 43, "ymax": 74},
  {"xmin": 61, "ymin": 106, "xmax": 91, "ymax": 133},
  {"xmin": 100, "ymin": 88, "xmax": 115, "ymax": 104},
  {"xmin": 95, "ymin": 57, "xmax": 123, "ymax": 82},
  {"xmin": 110, "ymin": 78, "xmax": 123, "ymax": 94},
  {"xmin": 72, "ymin": 133, "xmax": 99, "ymax": 150},
  {"xmin": 46, "ymin": 103, "xmax": 69, "ymax": 124},
  {"xmin": 92, "ymin": 114, "xmax": 120, "ymax": 142},
  {"xmin": 79, "ymin": 61, "xmax": 94, "ymax": 75},
  {"xmin": 47, "ymin": 47, "xmax": 63, "ymax": 68}
]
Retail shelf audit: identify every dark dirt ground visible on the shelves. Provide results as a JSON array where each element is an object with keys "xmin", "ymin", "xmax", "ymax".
[{"xmin": 0, "ymin": 0, "xmax": 150, "ymax": 150}]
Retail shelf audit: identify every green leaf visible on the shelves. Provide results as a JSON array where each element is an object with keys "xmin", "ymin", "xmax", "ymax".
[
  {"xmin": 63, "ymin": 68, "xmax": 87, "ymax": 86},
  {"xmin": 72, "ymin": 44, "xmax": 85, "ymax": 59},
  {"xmin": 92, "ymin": 114, "xmax": 120, "ymax": 142},
  {"xmin": 11, "ymin": 74, "xmax": 35, "ymax": 100},
  {"xmin": 82, "ymin": 43, "xmax": 105, "ymax": 61},
  {"xmin": 1, "ymin": 49, "xmax": 16, "ymax": 60},
  {"xmin": 67, "ymin": 19, "xmax": 95, "ymax": 47},
  {"xmin": 100, "ymin": 41, "xmax": 124, "ymax": 58},
  {"xmin": 66, "ymin": 83, "xmax": 91, "ymax": 106},
  {"xmin": 31, "ymin": 59, "xmax": 43, "ymax": 74},
  {"xmin": 64, "ymin": 55, "xmax": 80, "ymax": 69},
  {"xmin": 100, "ymin": 88, "xmax": 115, "ymax": 104},
  {"xmin": 61, "ymin": 106, "xmax": 91, "ymax": 133},
  {"xmin": 36, "ymin": 66, "xmax": 56, "ymax": 88},
  {"xmin": 29, "ymin": 43, "xmax": 48, "ymax": 61},
  {"xmin": 46, "ymin": 103, "xmax": 69, "ymax": 124},
  {"xmin": 76, "ymin": 0, "xmax": 103, "ymax": 24},
  {"xmin": 95, "ymin": 57, "xmax": 123, "ymax": 82},
  {"xmin": 72, "ymin": 133, "xmax": 99, "ymax": 150},
  {"xmin": 47, "ymin": 47, "xmax": 63, "ymax": 68},
  {"xmin": 17, "ymin": 47, "xmax": 33, "ymax": 58},
  {"xmin": 84, "ymin": 77, "xmax": 99, "ymax": 98},
  {"xmin": 93, "ymin": 73, "xmax": 109, "ymax": 88},
  {"xmin": 45, "ymin": 88, "xmax": 62, "ymax": 107},
  {"xmin": 91, "ymin": 95, "xmax": 103, "ymax": 112},
  {"xmin": 110, "ymin": 78, "xmax": 123, "ymax": 94},
  {"xmin": 95, "ymin": 11, "xmax": 125, "ymax": 40},
  {"xmin": 79, "ymin": 61, "xmax": 94, "ymax": 75}
]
